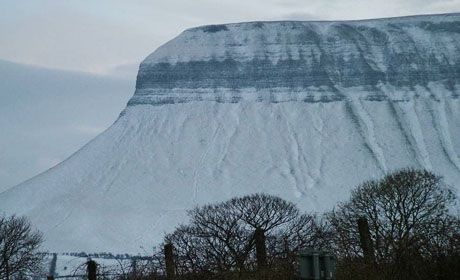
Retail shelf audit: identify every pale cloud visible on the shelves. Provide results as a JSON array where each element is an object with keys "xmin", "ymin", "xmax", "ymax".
[
  {"xmin": 279, "ymin": 12, "xmax": 326, "ymax": 21},
  {"xmin": 108, "ymin": 63, "xmax": 140, "ymax": 80},
  {"xmin": 74, "ymin": 124, "xmax": 106, "ymax": 135}
]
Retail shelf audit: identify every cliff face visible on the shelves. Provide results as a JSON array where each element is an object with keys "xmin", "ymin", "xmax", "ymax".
[
  {"xmin": 1, "ymin": 14, "xmax": 460, "ymax": 253},
  {"xmin": 130, "ymin": 14, "xmax": 460, "ymax": 105}
]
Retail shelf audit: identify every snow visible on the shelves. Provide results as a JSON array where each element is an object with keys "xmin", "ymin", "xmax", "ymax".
[
  {"xmin": 143, "ymin": 13, "xmax": 460, "ymax": 66},
  {"xmin": 2, "ymin": 95, "xmax": 459, "ymax": 253},
  {"xmin": 1, "ymin": 14, "xmax": 460, "ymax": 253},
  {"xmin": 132, "ymin": 14, "xmax": 460, "ymax": 107}
]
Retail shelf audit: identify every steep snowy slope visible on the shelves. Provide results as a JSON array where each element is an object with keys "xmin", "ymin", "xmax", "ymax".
[
  {"xmin": 1, "ymin": 14, "xmax": 460, "ymax": 253},
  {"xmin": 0, "ymin": 60, "xmax": 134, "ymax": 191}
]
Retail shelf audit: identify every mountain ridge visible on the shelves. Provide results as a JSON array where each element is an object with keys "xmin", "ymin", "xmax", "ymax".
[
  {"xmin": 131, "ymin": 13, "xmax": 460, "ymax": 106},
  {"xmin": 1, "ymin": 13, "xmax": 459, "ymax": 253}
]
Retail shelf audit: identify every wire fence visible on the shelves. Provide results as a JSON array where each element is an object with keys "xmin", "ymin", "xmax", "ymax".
[{"xmin": 35, "ymin": 255, "xmax": 168, "ymax": 280}]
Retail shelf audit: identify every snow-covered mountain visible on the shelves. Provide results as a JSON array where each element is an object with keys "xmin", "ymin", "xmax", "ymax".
[
  {"xmin": 0, "ymin": 60, "xmax": 134, "ymax": 192},
  {"xmin": 1, "ymin": 13, "xmax": 460, "ymax": 253}
]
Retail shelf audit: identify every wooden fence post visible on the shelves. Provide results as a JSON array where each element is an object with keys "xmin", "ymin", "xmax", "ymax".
[
  {"xmin": 87, "ymin": 259, "xmax": 97, "ymax": 280},
  {"xmin": 358, "ymin": 216, "xmax": 376, "ymax": 264},
  {"xmin": 164, "ymin": 243, "xmax": 175, "ymax": 280},
  {"xmin": 131, "ymin": 257, "xmax": 138, "ymax": 276},
  {"xmin": 255, "ymin": 227, "xmax": 267, "ymax": 272},
  {"xmin": 48, "ymin": 253, "xmax": 57, "ymax": 279},
  {"xmin": 358, "ymin": 216, "xmax": 377, "ymax": 279}
]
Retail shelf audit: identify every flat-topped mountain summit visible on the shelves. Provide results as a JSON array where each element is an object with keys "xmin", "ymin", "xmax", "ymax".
[
  {"xmin": 131, "ymin": 13, "xmax": 460, "ymax": 105},
  {"xmin": 1, "ymin": 14, "xmax": 460, "ymax": 252}
]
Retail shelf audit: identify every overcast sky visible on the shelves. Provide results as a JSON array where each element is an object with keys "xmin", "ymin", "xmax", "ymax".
[{"xmin": 1, "ymin": 0, "xmax": 460, "ymax": 78}]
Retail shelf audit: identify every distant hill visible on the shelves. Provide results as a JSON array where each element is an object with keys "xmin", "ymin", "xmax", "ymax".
[{"xmin": 0, "ymin": 60, "xmax": 135, "ymax": 191}]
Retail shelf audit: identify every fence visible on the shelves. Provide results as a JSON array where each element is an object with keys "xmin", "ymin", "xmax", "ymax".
[{"xmin": 42, "ymin": 244, "xmax": 175, "ymax": 280}]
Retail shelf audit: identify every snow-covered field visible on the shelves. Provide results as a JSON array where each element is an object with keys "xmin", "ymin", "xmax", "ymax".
[{"xmin": 1, "ymin": 13, "xmax": 459, "ymax": 253}]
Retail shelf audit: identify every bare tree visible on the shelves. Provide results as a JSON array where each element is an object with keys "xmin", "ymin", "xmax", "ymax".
[
  {"xmin": 186, "ymin": 202, "xmax": 254, "ymax": 273},
  {"xmin": 327, "ymin": 169, "xmax": 459, "ymax": 280},
  {"xmin": 229, "ymin": 193, "xmax": 300, "ymax": 273},
  {"xmin": 164, "ymin": 193, "xmax": 329, "ymax": 279},
  {"xmin": 0, "ymin": 215, "xmax": 44, "ymax": 280},
  {"xmin": 230, "ymin": 194, "xmax": 299, "ymax": 233}
]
